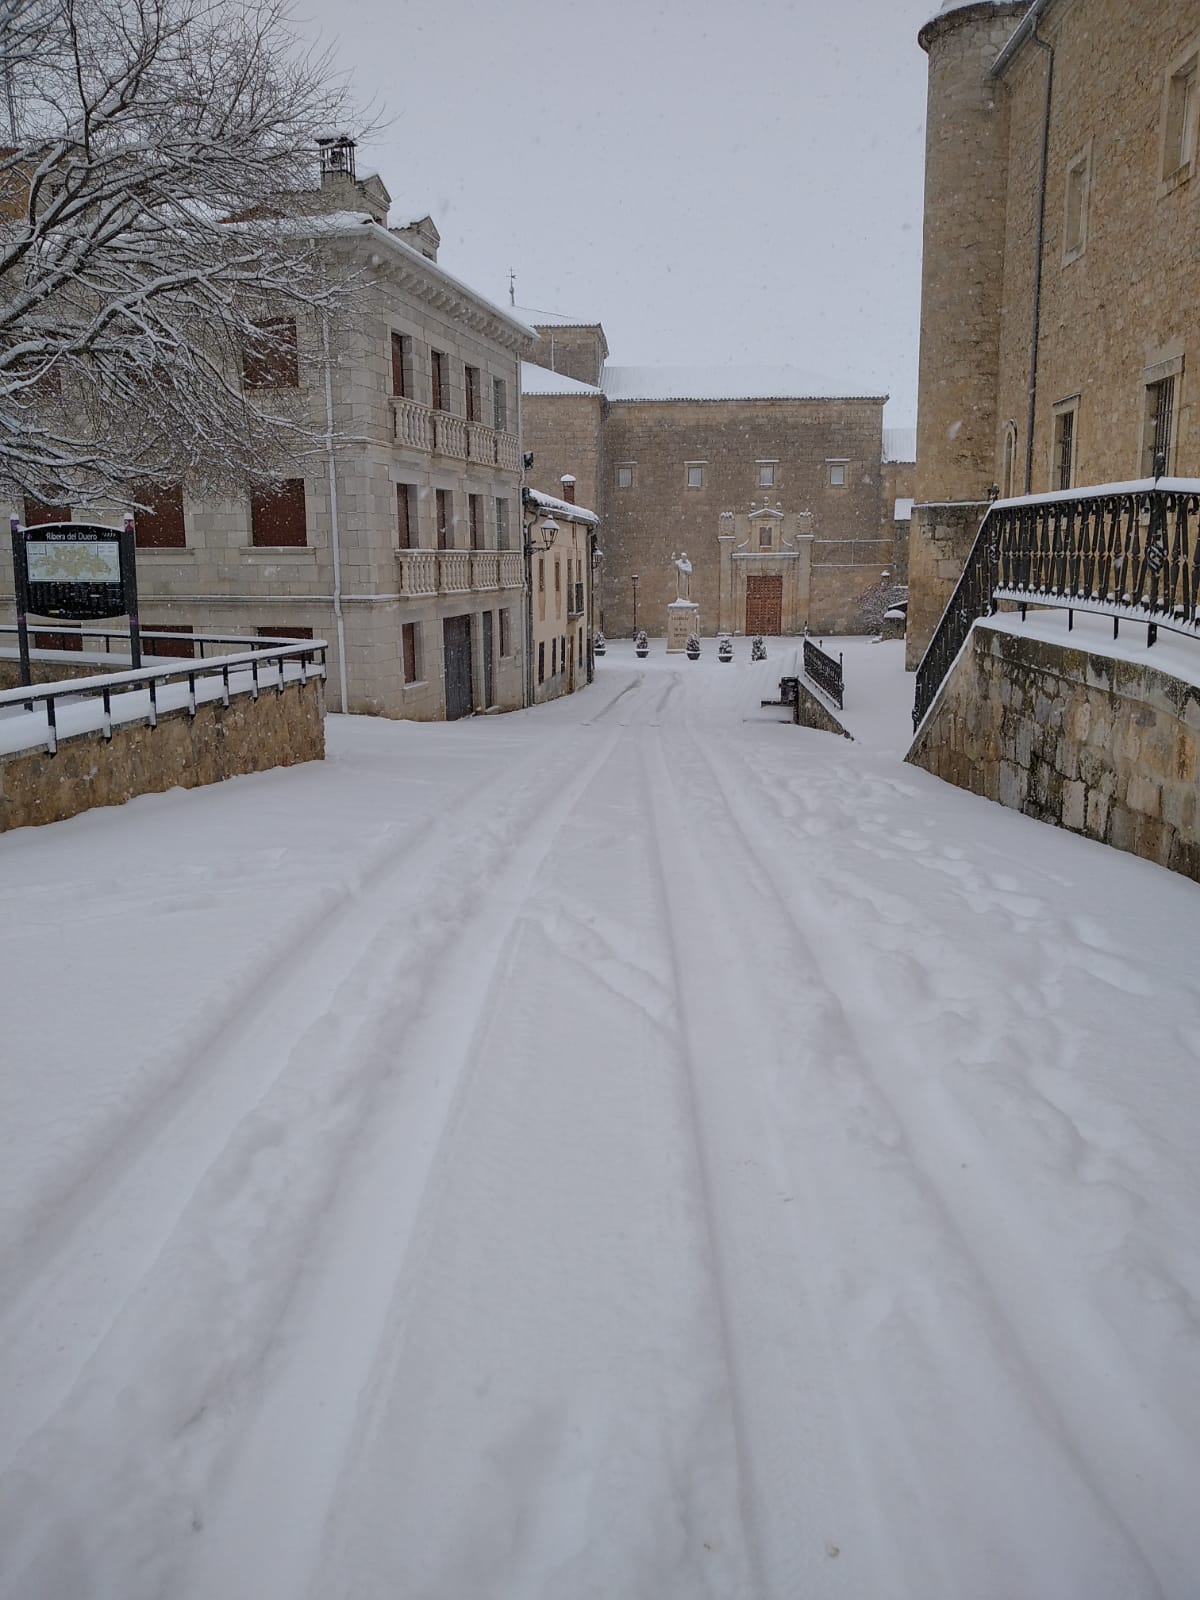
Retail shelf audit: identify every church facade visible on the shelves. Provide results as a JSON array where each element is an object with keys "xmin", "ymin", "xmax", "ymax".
[{"xmin": 521, "ymin": 319, "xmax": 912, "ymax": 638}]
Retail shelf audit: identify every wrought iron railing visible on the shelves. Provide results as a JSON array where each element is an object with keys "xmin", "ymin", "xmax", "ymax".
[
  {"xmin": 803, "ymin": 636, "xmax": 844, "ymax": 709},
  {"xmin": 912, "ymin": 478, "xmax": 1200, "ymax": 730}
]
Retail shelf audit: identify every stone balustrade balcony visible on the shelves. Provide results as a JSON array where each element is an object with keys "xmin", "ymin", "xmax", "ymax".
[
  {"xmin": 396, "ymin": 548, "xmax": 525, "ymax": 599},
  {"xmin": 389, "ymin": 397, "xmax": 519, "ymax": 473}
]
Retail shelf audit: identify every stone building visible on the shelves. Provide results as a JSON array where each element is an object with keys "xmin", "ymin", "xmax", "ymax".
[
  {"xmin": 523, "ymin": 482, "xmax": 598, "ymax": 703},
  {"xmin": 521, "ymin": 321, "xmax": 906, "ymax": 638},
  {"xmin": 909, "ymin": 0, "xmax": 1200, "ymax": 666},
  {"xmin": 2, "ymin": 144, "xmax": 538, "ymax": 720}
]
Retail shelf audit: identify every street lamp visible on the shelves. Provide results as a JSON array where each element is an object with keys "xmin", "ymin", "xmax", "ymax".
[{"xmin": 631, "ymin": 574, "xmax": 639, "ymax": 635}]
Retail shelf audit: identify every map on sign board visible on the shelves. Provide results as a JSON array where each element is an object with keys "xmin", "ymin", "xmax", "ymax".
[{"xmin": 26, "ymin": 539, "xmax": 121, "ymax": 584}]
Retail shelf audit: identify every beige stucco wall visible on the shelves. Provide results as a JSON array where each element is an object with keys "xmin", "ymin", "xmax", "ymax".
[
  {"xmin": 0, "ymin": 674, "xmax": 324, "ymax": 831},
  {"xmin": 908, "ymin": 621, "xmax": 1200, "ymax": 882},
  {"xmin": 529, "ymin": 511, "xmax": 593, "ymax": 703}
]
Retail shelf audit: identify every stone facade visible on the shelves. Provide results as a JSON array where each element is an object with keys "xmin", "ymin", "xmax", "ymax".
[
  {"xmin": 0, "ymin": 674, "xmax": 324, "ymax": 831},
  {"xmin": 523, "ymin": 337, "xmax": 901, "ymax": 639},
  {"xmin": 0, "ymin": 162, "xmax": 537, "ymax": 721},
  {"xmin": 911, "ymin": 0, "xmax": 1200, "ymax": 656},
  {"xmin": 524, "ymin": 488, "xmax": 598, "ymax": 704},
  {"xmin": 908, "ymin": 620, "xmax": 1200, "ymax": 883}
]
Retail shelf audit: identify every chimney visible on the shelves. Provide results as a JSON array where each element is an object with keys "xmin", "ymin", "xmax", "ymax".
[{"xmin": 560, "ymin": 474, "xmax": 576, "ymax": 505}]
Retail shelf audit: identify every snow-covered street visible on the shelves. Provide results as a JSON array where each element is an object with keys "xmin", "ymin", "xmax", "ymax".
[{"xmin": 3, "ymin": 638, "xmax": 1200, "ymax": 1600}]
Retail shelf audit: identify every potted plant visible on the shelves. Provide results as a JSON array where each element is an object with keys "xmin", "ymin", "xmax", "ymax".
[
  {"xmin": 686, "ymin": 633, "xmax": 701, "ymax": 661},
  {"xmin": 634, "ymin": 629, "xmax": 649, "ymax": 658},
  {"xmin": 594, "ymin": 629, "xmax": 606, "ymax": 657},
  {"xmin": 751, "ymin": 635, "xmax": 767, "ymax": 661},
  {"xmin": 717, "ymin": 633, "xmax": 733, "ymax": 662}
]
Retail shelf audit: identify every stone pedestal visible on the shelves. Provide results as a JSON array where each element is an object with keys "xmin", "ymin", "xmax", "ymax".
[{"xmin": 666, "ymin": 599, "xmax": 700, "ymax": 652}]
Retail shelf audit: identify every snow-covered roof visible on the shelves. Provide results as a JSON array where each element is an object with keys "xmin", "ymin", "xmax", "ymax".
[
  {"xmin": 521, "ymin": 361, "xmax": 603, "ymax": 398},
  {"xmin": 515, "ymin": 306, "xmax": 601, "ymax": 330},
  {"xmin": 600, "ymin": 365, "xmax": 883, "ymax": 403},
  {"xmin": 286, "ymin": 211, "xmax": 537, "ymax": 345},
  {"xmin": 894, "ymin": 497, "xmax": 915, "ymax": 521},
  {"xmin": 883, "ymin": 427, "xmax": 917, "ymax": 462},
  {"xmin": 525, "ymin": 487, "xmax": 599, "ymax": 525}
]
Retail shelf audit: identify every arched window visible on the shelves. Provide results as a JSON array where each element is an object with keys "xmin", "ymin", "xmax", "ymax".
[{"xmin": 1001, "ymin": 421, "xmax": 1018, "ymax": 499}]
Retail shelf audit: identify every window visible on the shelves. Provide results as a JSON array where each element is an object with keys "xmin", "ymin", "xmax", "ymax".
[
  {"xmin": 1161, "ymin": 45, "xmax": 1199, "ymax": 188},
  {"xmin": 142, "ymin": 624, "xmax": 194, "ymax": 659},
  {"xmin": 1143, "ymin": 374, "xmax": 1177, "ymax": 477},
  {"xmin": 243, "ymin": 318, "xmax": 298, "ymax": 388},
  {"xmin": 23, "ymin": 495, "xmax": 70, "ymax": 526},
  {"xmin": 616, "ymin": 463, "xmax": 634, "ymax": 489},
  {"xmin": 33, "ymin": 629, "xmax": 82, "ymax": 651},
  {"xmin": 561, "ymin": 634, "xmax": 566, "ymax": 672},
  {"xmin": 390, "ymin": 332, "xmax": 413, "ymax": 398},
  {"xmin": 495, "ymin": 496, "xmax": 510, "ymax": 551},
  {"xmin": 499, "ymin": 607, "xmax": 512, "ymax": 656},
  {"xmin": 493, "ymin": 376, "xmax": 508, "ymax": 432},
  {"xmin": 686, "ymin": 462, "xmax": 705, "ymax": 489},
  {"xmin": 757, "ymin": 461, "xmax": 776, "ymax": 488},
  {"xmin": 469, "ymin": 493, "xmax": 483, "ymax": 549},
  {"xmin": 396, "ymin": 482, "xmax": 416, "ymax": 548},
  {"xmin": 555, "ymin": 555, "xmax": 561, "ymax": 612},
  {"xmin": 538, "ymin": 555, "xmax": 546, "ymax": 619},
  {"xmin": 759, "ymin": 524, "xmax": 772, "ymax": 549},
  {"xmin": 257, "ymin": 625, "xmax": 313, "ymax": 641},
  {"xmin": 827, "ymin": 461, "xmax": 847, "ymax": 487},
  {"xmin": 1001, "ymin": 421, "xmax": 1018, "ymax": 499},
  {"xmin": 251, "ymin": 479, "xmax": 307, "ymax": 546},
  {"xmin": 132, "ymin": 483, "xmax": 186, "ymax": 549},
  {"xmin": 431, "ymin": 349, "xmax": 449, "ymax": 411},
  {"xmin": 465, "ymin": 365, "xmax": 482, "ymax": 422},
  {"xmin": 402, "ymin": 621, "xmax": 421, "ymax": 684},
  {"xmin": 436, "ymin": 488, "xmax": 452, "ymax": 550},
  {"xmin": 538, "ymin": 640, "xmax": 545, "ymax": 684},
  {"xmin": 1063, "ymin": 143, "xmax": 1091, "ymax": 262},
  {"xmin": 578, "ymin": 629, "xmax": 583, "ymax": 668},
  {"xmin": 1051, "ymin": 399, "xmax": 1078, "ymax": 491},
  {"xmin": 552, "ymin": 637, "xmax": 557, "ymax": 676}
]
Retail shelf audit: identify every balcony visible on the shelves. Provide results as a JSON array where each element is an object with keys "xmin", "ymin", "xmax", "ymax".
[
  {"xmin": 389, "ymin": 397, "xmax": 519, "ymax": 472},
  {"xmin": 397, "ymin": 548, "xmax": 525, "ymax": 598}
]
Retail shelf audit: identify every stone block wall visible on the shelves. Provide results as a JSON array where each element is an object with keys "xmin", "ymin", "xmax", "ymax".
[
  {"xmin": 599, "ymin": 397, "xmax": 886, "ymax": 637},
  {"xmin": 908, "ymin": 620, "xmax": 1200, "ymax": 883},
  {"xmin": 522, "ymin": 393, "xmax": 605, "ymax": 520},
  {"xmin": 0, "ymin": 674, "xmax": 325, "ymax": 831}
]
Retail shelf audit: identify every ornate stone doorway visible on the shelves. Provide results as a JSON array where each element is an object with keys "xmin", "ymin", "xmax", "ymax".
[{"xmin": 745, "ymin": 574, "xmax": 783, "ymax": 635}]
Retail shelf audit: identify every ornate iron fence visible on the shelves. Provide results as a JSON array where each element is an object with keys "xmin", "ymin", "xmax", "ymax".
[
  {"xmin": 912, "ymin": 479, "xmax": 1200, "ymax": 730},
  {"xmin": 803, "ymin": 636, "xmax": 844, "ymax": 709}
]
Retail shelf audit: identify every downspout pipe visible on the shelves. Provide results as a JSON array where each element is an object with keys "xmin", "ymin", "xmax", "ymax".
[
  {"xmin": 1018, "ymin": 9, "xmax": 1054, "ymax": 494},
  {"xmin": 321, "ymin": 311, "xmax": 350, "ymax": 713}
]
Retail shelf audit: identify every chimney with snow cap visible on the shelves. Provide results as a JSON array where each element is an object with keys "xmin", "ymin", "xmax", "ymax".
[{"xmin": 560, "ymin": 474, "xmax": 576, "ymax": 504}]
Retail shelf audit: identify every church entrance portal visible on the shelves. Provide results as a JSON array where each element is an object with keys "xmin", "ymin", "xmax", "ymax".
[{"xmin": 745, "ymin": 575, "xmax": 782, "ymax": 635}]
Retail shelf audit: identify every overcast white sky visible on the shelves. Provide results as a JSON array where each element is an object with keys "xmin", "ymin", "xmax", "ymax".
[{"xmin": 301, "ymin": 0, "xmax": 938, "ymax": 423}]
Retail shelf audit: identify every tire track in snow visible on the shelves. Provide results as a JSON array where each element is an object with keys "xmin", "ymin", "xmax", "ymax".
[
  {"xmin": 634, "ymin": 725, "xmax": 882, "ymax": 1598},
  {"xmin": 169, "ymin": 719, "xmax": 636, "ymax": 1600},
  {"xmin": 665, "ymin": 711, "xmax": 1169, "ymax": 1596},
  {"xmin": 0, "ymin": 727, "xmax": 608, "ymax": 1470}
]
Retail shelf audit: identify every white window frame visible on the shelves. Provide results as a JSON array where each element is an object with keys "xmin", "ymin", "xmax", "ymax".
[
  {"xmin": 827, "ymin": 459, "xmax": 848, "ymax": 488},
  {"xmin": 756, "ymin": 460, "xmax": 777, "ymax": 488},
  {"xmin": 1062, "ymin": 139, "xmax": 1091, "ymax": 265},
  {"xmin": 1160, "ymin": 39, "xmax": 1200, "ymax": 195},
  {"xmin": 685, "ymin": 461, "xmax": 706, "ymax": 490},
  {"xmin": 1050, "ymin": 395, "xmax": 1080, "ymax": 492},
  {"xmin": 616, "ymin": 463, "xmax": 635, "ymax": 489}
]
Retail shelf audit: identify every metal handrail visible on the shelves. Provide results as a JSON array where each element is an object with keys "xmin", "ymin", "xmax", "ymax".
[
  {"xmin": 803, "ymin": 636, "xmax": 844, "ymax": 709},
  {"xmin": 0, "ymin": 641, "xmax": 327, "ymax": 756},
  {"xmin": 912, "ymin": 478, "xmax": 1200, "ymax": 731}
]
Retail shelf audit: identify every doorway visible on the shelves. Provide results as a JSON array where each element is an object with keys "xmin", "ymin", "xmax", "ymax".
[
  {"xmin": 745, "ymin": 574, "xmax": 783, "ymax": 635},
  {"xmin": 443, "ymin": 614, "xmax": 473, "ymax": 720}
]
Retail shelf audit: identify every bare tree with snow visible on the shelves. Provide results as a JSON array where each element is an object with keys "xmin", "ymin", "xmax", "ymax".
[{"xmin": 0, "ymin": 0, "xmax": 366, "ymax": 511}]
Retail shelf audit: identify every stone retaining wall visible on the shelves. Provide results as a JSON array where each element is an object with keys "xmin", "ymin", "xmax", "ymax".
[
  {"xmin": 0, "ymin": 676, "xmax": 324, "ymax": 831},
  {"xmin": 908, "ymin": 621, "xmax": 1200, "ymax": 882},
  {"xmin": 794, "ymin": 679, "xmax": 853, "ymax": 740}
]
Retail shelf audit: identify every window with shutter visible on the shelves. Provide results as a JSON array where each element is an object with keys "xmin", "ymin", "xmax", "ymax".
[
  {"xmin": 243, "ymin": 319, "xmax": 299, "ymax": 388},
  {"xmin": 397, "ymin": 483, "xmax": 415, "ymax": 548},
  {"xmin": 250, "ymin": 479, "xmax": 307, "ymax": 546},
  {"xmin": 132, "ymin": 483, "xmax": 186, "ymax": 548},
  {"xmin": 492, "ymin": 377, "xmax": 508, "ymax": 432}
]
